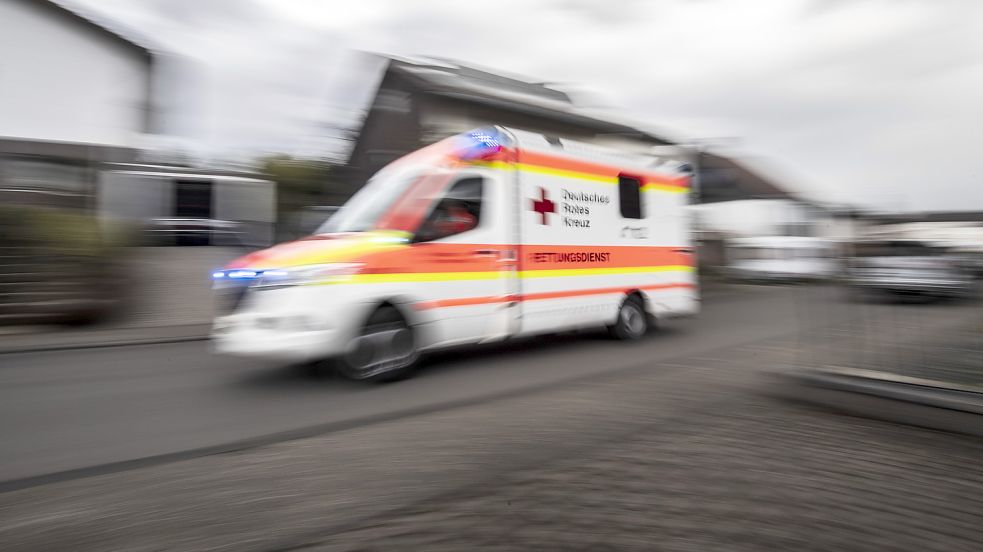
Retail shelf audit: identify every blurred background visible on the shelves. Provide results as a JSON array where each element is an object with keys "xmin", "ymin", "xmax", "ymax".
[{"xmin": 1, "ymin": 1, "xmax": 983, "ymax": 550}]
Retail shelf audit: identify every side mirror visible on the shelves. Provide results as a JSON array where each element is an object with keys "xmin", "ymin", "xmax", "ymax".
[{"xmin": 412, "ymin": 225, "xmax": 438, "ymax": 243}]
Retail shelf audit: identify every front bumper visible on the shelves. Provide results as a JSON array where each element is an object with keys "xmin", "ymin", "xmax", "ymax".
[
  {"xmin": 212, "ymin": 314, "xmax": 346, "ymax": 362},
  {"xmin": 211, "ymin": 286, "xmax": 372, "ymax": 362}
]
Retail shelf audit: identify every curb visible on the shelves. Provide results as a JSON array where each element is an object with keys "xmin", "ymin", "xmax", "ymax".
[
  {"xmin": 0, "ymin": 324, "xmax": 212, "ymax": 355},
  {"xmin": 777, "ymin": 366, "xmax": 983, "ymax": 438}
]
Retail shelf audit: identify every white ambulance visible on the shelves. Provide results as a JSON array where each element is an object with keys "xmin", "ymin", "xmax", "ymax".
[{"xmin": 212, "ymin": 127, "xmax": 697, "ymax": 381}]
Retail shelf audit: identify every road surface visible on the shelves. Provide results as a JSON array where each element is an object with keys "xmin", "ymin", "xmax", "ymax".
[{"xmin": 0, "ymin": 284, "xmax": 972, "ymax": 484}]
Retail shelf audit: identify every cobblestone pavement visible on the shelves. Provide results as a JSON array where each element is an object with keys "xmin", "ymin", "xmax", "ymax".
[
  {"xmin": 303, "ymin": 393, "xmax": 983, "ymax": 552},
  {"xmin": 784, "ymin": 295, "xmax": 983, "ymax": 387}
]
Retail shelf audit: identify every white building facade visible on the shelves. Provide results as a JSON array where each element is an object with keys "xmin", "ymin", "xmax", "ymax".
[
  {"xmin": 0, "ymin": 0, "xmax": 152, "ymax": 147},
  {"xmin": 691, "ymin": 199, "xmax": 858, "ymax": 241}
]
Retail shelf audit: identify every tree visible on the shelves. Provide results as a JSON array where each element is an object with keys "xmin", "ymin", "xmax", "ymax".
[{"xmin": 257, "ymin": 155, "xmax": 338, "ymax": 239}]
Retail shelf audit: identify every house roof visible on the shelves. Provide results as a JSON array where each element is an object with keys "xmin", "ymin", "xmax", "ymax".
[
  {"xmin": 698, "ymin": 152, "xmax": 797, "ymax": 203},
  {"xmin": 387, "ymin": 56, "xmax": 675, "ymax": 145},
  {"xmin": 32, "ymin": 0, "xmax": 154, "ymax": 61},
  {"xmin": 395, "ymin": 56, "xmax": 573, "ymax": 104}
]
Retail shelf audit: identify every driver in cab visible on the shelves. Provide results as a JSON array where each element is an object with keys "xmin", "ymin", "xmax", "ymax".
[{"xmin": 426, "ymin": 199, "xmax": 478, "ymax": 239}]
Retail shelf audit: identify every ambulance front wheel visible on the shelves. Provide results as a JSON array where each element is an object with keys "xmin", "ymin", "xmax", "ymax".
[
  {"xmin": 609, "ymin": 295, "xmax": 648, "ymax": 340},
  {"xmin": 336, "ymin": 305, "xmax": 418, "ymax": 382}
]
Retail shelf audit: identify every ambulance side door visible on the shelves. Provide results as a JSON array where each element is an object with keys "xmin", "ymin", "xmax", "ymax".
[{"xmin": 412, "ymin": 169, "xmax": 519, "ymax": 345}]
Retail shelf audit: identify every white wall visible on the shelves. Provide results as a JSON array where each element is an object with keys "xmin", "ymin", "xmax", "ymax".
[
  {"xmin": 690, "ymin": 199, "xmax": 860, "ymax": 240},
  {"xmin": 689, "ymin": 199, "xmax": 805, "ymax": 237},
  {"xmin": 0, "ymin": 0, "xmax": 150, "ymax": 147}
]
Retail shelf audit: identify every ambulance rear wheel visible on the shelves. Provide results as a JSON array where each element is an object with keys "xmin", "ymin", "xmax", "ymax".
[
  {"xmin": 337, "ymin": 306, "xmax": 418, "ymax": 382},
  {"xmin": 609, "ymin": 295, "xmax": 648, "ymax": 340}
]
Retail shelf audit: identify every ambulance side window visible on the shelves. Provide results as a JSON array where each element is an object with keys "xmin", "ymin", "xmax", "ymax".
[
  {"xmin": 618, "ymin": 174, "xmax": 643, "ymax": 219},
  {"xmin": 415, "ymin": 177, "xmax": 484, "ymax": 242}
]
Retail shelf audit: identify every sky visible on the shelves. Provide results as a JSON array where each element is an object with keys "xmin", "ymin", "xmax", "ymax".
[{"xmin": 66, "ymin": 0, "xmax": 983, "ymax": 211}]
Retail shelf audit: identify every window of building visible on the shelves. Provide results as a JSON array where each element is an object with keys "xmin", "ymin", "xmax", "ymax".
[
  {"xmin": 415, "ymin": 177, "xmax": 483, "ymax": 242},
  {"xmin": 618, "ymin": 174, "xmax": 643, "ymax": 219},
  {"xmin": 4, "ymin": 158, "xmax": 88, "ymax": 192}
]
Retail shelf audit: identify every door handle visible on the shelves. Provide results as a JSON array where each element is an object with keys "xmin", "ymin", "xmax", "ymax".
[{"xmin": 473, "ymin": 249, "xmax": 499, "ymax": 257}]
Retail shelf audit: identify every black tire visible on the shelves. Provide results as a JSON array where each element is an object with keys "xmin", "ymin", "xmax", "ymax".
[
  {"xmin": 336, "ymin": 306, "xmax": 418, "ymax": 382},
  {"xmin": 608, "ymin": 295, "xmax": 648, "ymax": 340}
]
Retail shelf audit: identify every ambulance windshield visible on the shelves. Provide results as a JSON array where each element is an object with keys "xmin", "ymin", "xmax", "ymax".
[{"xmin": 316, "ymin": 166, "xmax": 419, "ymax": 234}]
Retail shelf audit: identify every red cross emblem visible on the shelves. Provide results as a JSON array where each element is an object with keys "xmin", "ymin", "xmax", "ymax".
[{"xmin": 531, "ymin": 187, "xmax": 555, "ymax": 225}]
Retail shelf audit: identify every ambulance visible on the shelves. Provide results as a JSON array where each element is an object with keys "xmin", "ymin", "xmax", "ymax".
[{"xmin": 211, "ymin": 127, "xmax": 697, "ymax": 381}]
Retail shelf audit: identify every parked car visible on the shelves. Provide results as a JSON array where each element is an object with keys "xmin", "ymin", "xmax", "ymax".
[
  {"xmin": 846, "ymin": 239, "xmax": 975, "ymax": 299},
  {"xmin": 945, "ymin": 243, "xmax": 983, "ymax": 279}
]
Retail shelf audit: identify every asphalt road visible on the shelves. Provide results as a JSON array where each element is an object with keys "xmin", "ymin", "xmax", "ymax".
[{"xmin": 0, "ymin": 283, "xmax": 970, "ymax": 484}]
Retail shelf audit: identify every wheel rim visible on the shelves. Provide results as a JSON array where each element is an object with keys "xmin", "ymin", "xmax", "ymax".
[
  {"xmin": 346, "ymin": 321, "xmax": 416, "ymax": 379},
  {"xmin": 622, "ymin": 303, "xmax": 645, "ymax": 337}
]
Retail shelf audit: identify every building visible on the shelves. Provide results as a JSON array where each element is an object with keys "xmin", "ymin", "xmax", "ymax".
[
  {"xmin": 345, "ymin": 55, "xmax": 797, "ymax": 210},
  {"xmin": 0, "ymin": 0, "xmax": 154, "ymax": 148},
  {"xmin": 346, "ymin": 56, "xmax": 675, "ymax": 190},
  {"xmin": 0, "ymin": 0, "xmax": 276, "ymax": 244},
  {"xmin": 0, "ymin": 0, "xmax": 155, "ymax": 209}
]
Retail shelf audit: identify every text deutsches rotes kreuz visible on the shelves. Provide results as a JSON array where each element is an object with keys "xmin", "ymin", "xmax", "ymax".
[{"xmin": 561, "ymin": 190, "xmax": 609, "ymax": 228}]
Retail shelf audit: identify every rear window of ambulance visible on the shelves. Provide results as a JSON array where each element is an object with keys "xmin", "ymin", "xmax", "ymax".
[{"xmin": 618, "ymin": 174, "xmax": 643, "ymax": 219}]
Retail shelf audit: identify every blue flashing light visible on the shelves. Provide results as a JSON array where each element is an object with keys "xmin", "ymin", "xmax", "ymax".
[
  {"xmin": 458, "ymin": 128, "xmax": 505, "ymax": 160},
  {"xmin": 469, "ymin": 129, "xmax": 502, "ymax": 149},
  {"xmin": 211, "ymin": 271, "xmax": 225, "ymax": 279}
]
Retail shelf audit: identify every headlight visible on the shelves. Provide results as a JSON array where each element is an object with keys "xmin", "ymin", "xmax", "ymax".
[{"xmin": 211, "ymin": 263, "xmax": 363, "ymax": 289}]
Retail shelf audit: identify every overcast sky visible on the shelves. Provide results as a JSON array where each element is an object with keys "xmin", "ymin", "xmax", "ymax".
[{"xmin": 68, "ymin": 0, "xmax": 983, "ymax": 211}]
